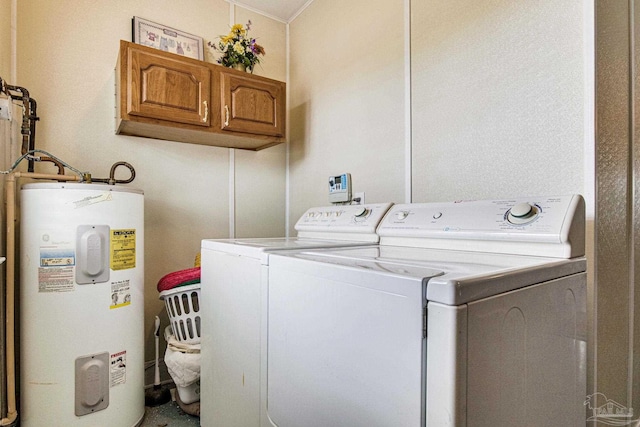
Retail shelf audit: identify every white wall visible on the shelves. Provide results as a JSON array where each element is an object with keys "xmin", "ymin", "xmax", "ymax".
[
  {"xmin": 0, "ymin": 0, "xmax": 10, "ymax": 80},
  {"xmin": 13, "ymin": 0, "xmax": 287, "ymax": 367},
  {"xmin": 288, "ymin": 0, "xmax": 589, "ymax": 221},
  {"xmin": 411, "ymin": 0, "xmax": 586, "ymax": 202},
  {"xmin": 288, "ymin": 0, "xmax": 407, "ymax": 230}
]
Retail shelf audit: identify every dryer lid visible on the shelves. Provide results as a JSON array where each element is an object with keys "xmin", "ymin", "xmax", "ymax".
[{"xmin": 273, "ymin": 245, "xmax": 585, "ymax": 305}]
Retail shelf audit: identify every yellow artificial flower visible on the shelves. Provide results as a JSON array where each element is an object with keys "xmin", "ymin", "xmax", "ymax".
[
  {"xmin": 233, "ymin": 41, "xmax": 245, "ymax": 54},
  {"xmin": 221, "ymin": 34, "xmax": 234, "ymax": 45},
  {"xmin": 231, "ymin": 24, "xmax": 245, "ymax": 35}
]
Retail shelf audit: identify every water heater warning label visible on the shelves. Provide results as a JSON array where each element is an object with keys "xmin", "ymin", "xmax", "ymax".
[
  {"xmin": 38, "ymin": 234, "xmax": 75, "ymax": 292},
  {"xmin": 110, "ymin": 279, "xmax": 131, "ymax": 309},
  {"xmin": 110, "ymin": 350, "xmax": 127, "ymax": 387},
  {"xmin": 38, "ymin": 267, "xmax": 74, "ymax": 292},
  {"xmin": 110, "ymin": 229, "xmax": 136, "ymax": 271}
]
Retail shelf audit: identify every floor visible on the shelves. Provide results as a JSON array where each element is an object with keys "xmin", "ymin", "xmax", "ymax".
[{"xmin": 141, "ymin": 388, "xmax": 200, "ymax": 427}]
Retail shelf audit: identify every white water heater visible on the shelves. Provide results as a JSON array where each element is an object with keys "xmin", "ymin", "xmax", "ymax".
[{"xmin": 19, "ymin": 183, "xmax": 144, "ymax": 426}]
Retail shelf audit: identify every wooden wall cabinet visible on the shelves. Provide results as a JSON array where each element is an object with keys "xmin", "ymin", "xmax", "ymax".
[{"xmin": 116, "ymin": 40, "xmax": 285, "ymax": 150}]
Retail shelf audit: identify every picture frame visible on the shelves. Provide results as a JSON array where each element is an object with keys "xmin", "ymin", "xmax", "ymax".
[{"xmin": 132, "ymin": 16, "xmax": 204, "ymax": 60}]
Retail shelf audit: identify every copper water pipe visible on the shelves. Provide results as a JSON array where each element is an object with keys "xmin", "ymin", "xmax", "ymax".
[
  {"xmin": 91, "ymin": 161, "xmax": 135, "ymax": 185},
  {"xmin": 3, "ymin": 85, "xmax": 31, "ymax": 157},
  {"xmin": 37, "ymin": 157, "xmax": 65, "ymax": 176},
  {"xmin": 1, "ymin": 172, "xmax": 82, "ymax": 427}
]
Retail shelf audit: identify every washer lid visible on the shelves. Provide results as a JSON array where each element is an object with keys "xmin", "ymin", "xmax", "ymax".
[
  {"xmin": 201, "ymin": 237, "xmax": 375, "ymax": 263},
  {"xmin": 201, "ymin": 203, "xmax": 393, "ymax": 263},
  {"xmin": 269, "ymin": 250, "xmax": 444, "ymax": 284},
  {"xmin": 273, "ymin": 245, "xmax": 585, "ymax": 305}
]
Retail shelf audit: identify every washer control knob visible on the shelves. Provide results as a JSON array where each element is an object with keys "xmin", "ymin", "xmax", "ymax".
[
  {"xmin": 354, "ymin": 207, "xmax": 369, "ymax": 218},
  {"xmin": 395, "ymin": 211, "xmax": 409, "ymax": 220},
  {"xmin": 433, "ymin": 212, "xmax": 443, "ymax": 219},
  {"xmin": 507, "ymin": 203, "xmax": 538, "ymax": 224}
]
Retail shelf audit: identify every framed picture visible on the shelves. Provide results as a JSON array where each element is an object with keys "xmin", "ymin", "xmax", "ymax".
[{"xmin": 132, "ymin": 16, "xmax": 204, "ymax": 60}]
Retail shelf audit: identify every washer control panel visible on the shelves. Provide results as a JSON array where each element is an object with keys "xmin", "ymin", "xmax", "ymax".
[
  {"xmin": 295, "ymin": 203, "xmax": 393, "ymax": 235},
  {"xmin": 377, "ymin": 195, "xmax": 585, "ymax": 257}
]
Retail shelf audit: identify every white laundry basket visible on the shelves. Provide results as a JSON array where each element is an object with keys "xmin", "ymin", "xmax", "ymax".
[
  {"xmin": 159, "ymin": 284, "xmax": 201, "ymax": 344},
  {"xmin": 163, "ymin": 326, "xmax": 201, "ymax": 405}
]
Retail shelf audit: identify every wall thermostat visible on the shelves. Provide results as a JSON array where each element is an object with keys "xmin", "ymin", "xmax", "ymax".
[{"xmin": 328, "ymin": 173, "xmax": 352, "ymax": 203}]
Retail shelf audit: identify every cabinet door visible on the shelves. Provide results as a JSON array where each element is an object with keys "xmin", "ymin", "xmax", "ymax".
[
  {"xmin": 220, "ymin": 70, "xmax": 285, "ymax": 137},
  {"xmin": 127, "ymin": 46, "xmax": 211, "ymax": 127}
]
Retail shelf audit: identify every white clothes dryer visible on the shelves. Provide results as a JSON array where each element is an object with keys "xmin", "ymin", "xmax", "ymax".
[
  {"xmin": 199, "ymin": 203, "xmax": 393, "ymax": 427},
  {"xmin": 265, "ymin": 195, "xmax": 587, "ymax": 427}
]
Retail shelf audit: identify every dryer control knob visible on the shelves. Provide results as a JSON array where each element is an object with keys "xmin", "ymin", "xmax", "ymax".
[
  {"xmin": 510, "ymin": 202, "xmax": 533, "ymax": 218},
  {"xmin": 395, "ymin": 211, "xmax": 409, "ymax": 220},
  {"xmin": 507, "ymin": 202, "xmax": 538, "ymax": 224}
]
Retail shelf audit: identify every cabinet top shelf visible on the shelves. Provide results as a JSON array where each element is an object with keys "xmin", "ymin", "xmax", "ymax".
[{"xmin": 119, "ymin": 40, "xmax": 284, "ymax": 84}]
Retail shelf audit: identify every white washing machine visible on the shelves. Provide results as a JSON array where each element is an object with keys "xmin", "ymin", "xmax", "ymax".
[
  {"xmin": 200, "ymin": 203, "xmax": 393, "ymax": 427},
  {"xmin": 265, "ymin": 195, "xmax": 587, "ymax": 427}
]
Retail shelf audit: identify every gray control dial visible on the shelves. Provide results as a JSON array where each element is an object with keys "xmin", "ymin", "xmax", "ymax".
[
  {"xmin": 395, "ymin": 211, "xmax": 409, "ymax": 220},
  {"xmin": 354, "ymin": 207, "xmax": 369, "ymax": 218},
  {"xmin": 507, "ymin": 202, "xmax": 539, "ymax": 225}
]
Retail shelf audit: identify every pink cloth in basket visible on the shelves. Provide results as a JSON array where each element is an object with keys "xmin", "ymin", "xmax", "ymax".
[{"xmin": 157, "ymin": 267, "xmax": 201, "ymax": 293}]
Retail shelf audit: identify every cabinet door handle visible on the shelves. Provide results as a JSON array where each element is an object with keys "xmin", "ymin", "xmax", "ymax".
[
  {"xmin": 224, "ymin": 105, "xmax": 230, "ymax": 127},
  {"xmin": 203, "ymin": 101, "xmax": 208, "ymax": 123}
]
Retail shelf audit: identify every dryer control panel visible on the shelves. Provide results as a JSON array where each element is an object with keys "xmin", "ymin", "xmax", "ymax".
[{"xmin": 378, "ymin": 195, "xmax": 585, "ymax": 258}]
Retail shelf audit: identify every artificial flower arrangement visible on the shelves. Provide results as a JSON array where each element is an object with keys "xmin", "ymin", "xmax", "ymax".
[{"xmin": 208, "ymin": 20, "xmax": 265, "ymax": 73}]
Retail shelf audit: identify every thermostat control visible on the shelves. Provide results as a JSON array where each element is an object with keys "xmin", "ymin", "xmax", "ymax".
[{"xmin": 328, "ymin": 173, "xmax": 352, "ymax": 203}]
